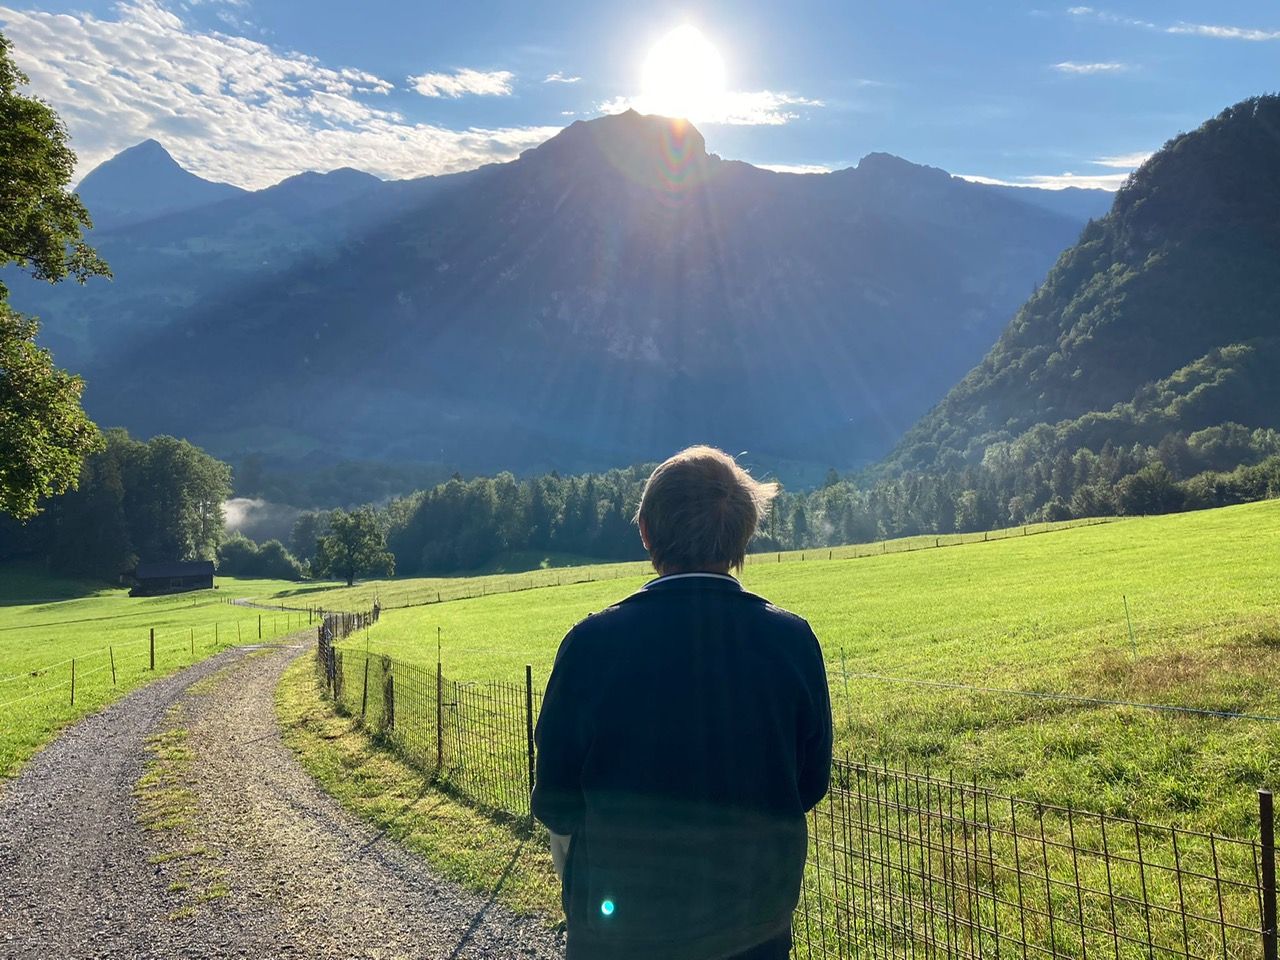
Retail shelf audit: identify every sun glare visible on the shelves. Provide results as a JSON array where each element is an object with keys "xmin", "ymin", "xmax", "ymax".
[{"xmin": 639, "ymin": 25, "xmax": 727, "ymax": 122}]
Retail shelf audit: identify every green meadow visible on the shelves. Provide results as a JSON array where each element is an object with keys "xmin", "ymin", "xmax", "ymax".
[
  {"xmin": 0, "ymin": 574, "xmax": 312, "ymax": 780},
  {"xmin": 313, "ymin": 501, "xmax": 1280, "ymax": 835}
]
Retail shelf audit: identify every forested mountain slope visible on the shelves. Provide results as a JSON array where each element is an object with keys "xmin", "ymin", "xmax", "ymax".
[{"xmin": 884, "ymin": 95, "xmax": 1280, "ymax": 476}]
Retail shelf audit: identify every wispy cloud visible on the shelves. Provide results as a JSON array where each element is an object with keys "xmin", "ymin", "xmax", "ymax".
[
  {"xmin": 1068, "ymin": 6, "xmax": 1280, "ymax": 41},
  {"xmin": 408, "ymin": 68, "xmax": 515, "ymax": 98},
  {"xmin": 1053, "ymin": 61, "xmax": 1129, "ymax": 74},
  {"xmin": 1167, "ymin": 21, "xmax": 1280, "ymax": 41},
  {"xmin": 755, "ymin": 163, "xmax": 834, "ymax": 175},
  {"xmin": 1094, "ymin": 151, "xmax": 1152, "ymax": 168},
  {"xmin": 544, "ymin": 72, "xmax": 581, "ymax": 84},
  {"xmin": 599, "ymin": 90, "xmax": 824, "ymax": 126},
  {"xmin": 964, "ymin": 171, "xmax": 1132, "ymax": 191},
  {"xmin": 0, "ymin": 1, "xmax": 557, "ymax": 188},
  {"xmin": 960, "ymin": 149, "xmax": 1151, "ymax": 191},
  {"xmin": 1066, "ymin": 7, "xmax": 1155, "ymax": 29}
]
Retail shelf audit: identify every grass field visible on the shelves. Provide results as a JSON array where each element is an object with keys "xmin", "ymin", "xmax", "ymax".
[
  {"xmin": 309, "ymin": 500, "xmax": 1280, "ymax": 835},
  {"xmin": 0, "ymin": 573, "xmax": 314, "ymax": 781},
  {"xmin": 255, "ymin": 519, "xmax": 1110, "ymax": 615}
]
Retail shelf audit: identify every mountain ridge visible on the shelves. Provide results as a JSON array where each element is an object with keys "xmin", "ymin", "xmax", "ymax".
[{"xmin": 21, "ymin": 113, "xmax": 1111, "ymax": 477}]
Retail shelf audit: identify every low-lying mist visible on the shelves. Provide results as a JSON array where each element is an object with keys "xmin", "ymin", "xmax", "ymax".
[{"xmin": 223, "ymin": 498, "xmax": 302, "ymax": 546}]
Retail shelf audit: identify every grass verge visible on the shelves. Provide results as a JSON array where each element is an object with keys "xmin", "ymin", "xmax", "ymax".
[
  {"xmin": 134, "ymin": 701, "xmax": 226, "ymax": 920},
  {"xmin": 274, "ymin": 653, "xmax": 562, "ymax": 921}
]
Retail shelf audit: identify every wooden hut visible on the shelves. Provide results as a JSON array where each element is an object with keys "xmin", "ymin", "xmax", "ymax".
[{"xmin": 127, "ymin": 561, "xmax": 215, "ymax": 597}]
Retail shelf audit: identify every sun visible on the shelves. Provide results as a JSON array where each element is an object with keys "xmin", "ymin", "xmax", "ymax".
[{"xmin": 639, "ymin": 25, "xmax": 727, "ymax": 122}]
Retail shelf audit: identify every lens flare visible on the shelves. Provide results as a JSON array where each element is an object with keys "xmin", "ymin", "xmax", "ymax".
[{"xmin": 601, "ymin": 899, "xmax": 615, "ymax": 916}]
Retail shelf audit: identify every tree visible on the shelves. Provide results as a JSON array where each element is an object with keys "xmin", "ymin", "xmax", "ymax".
[
  {"xmin": 0, "ymin": 31, "xmax": 111, "ymax": 520},
  {"xmin": 290, "ymin": 510, "xmax": 331, "ymax": 563},
  {"xmin": 313, "ymin": 507, "xmax": 394, "ymax": 587},
  {"xmin": 0, "ymin": 307, "xmax": 102, "ymax": 519}
]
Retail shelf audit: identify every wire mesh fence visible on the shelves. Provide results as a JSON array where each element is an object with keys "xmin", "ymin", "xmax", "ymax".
[
  {"xmin": 794, "ymin": 760, "xmax": 1275, "ymax": 960},
  {"xmin": 316, "ymin": 624, "xmax": 538, "ymax": 819},
  {"xmin": 309, "ymin": 636, "xmax": 1277, "ymax": 960}
]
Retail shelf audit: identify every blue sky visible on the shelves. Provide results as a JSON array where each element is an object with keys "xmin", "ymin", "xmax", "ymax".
[{"xmin": 1, "ymin": 0, "xmax": 1277, "ymax": 190}]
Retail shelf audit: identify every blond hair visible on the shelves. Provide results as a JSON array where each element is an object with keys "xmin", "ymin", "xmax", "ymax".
[{"xmin": 634, "ymin": 446, "xmax": 779, "ymax": 574}]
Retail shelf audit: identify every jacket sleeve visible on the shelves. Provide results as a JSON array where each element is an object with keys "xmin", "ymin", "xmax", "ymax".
[
  {"xmin": 531, "ymin": 628, "xmax": 589, "ymax": 836},
  {"xmin": 797, "ymin": 629, "xmax": 833, "ymax": 812}
]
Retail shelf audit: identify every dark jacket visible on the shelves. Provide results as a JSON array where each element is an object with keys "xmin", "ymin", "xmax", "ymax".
[{"xmin": 532, "ymin": 573, "xmax": 833, "ymax": 960}]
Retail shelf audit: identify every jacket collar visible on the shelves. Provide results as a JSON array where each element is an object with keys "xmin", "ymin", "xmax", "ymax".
[{"xmin": 642, "ymin": 572, "xmax": 743, "ymax": 592}]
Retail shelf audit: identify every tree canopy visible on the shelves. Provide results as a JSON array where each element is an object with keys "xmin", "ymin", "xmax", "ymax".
[
  {"xmin": 313, "ymin": 507, "xmax": 394, "ymax": 587},
  {"xmin": 0, "ymin": 30, "xmax": 111, "ymax": 520}
]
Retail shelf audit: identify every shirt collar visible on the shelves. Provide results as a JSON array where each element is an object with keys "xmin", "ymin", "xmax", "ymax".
[{"xmin": 642, "ymin": 572, "xmax": 743, "ymax": 591}]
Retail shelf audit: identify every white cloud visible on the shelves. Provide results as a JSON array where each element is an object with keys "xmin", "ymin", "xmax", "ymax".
[
  {"xmin": 959, "ymin": 149, "xmax": 1151, "ymax": 191},
  {"xmin": 544, "ymin": 72, "xmax": 581, "ymax": 84},
  {"xmin": 1068, "ymin": 6, "xmax": 1279, "ymax": 40},
  {"xmin": 1167, "ymin": 21, "xmax": 1280, "ymax": 41},
  {"xmin": 1066, "ymin": 7, "xmax": 1155, "ymax": 29},
  {"xmin": 1053, "ymin": 61, "xmax": 1128, "ymax": 73},
  {"xmin": 1094, "ymin": 151, "xmax": 1152, "ymax": 168},
  {"xmin": 408, "ymin": 68, "xmax": 515, "ymax": 98},
  {"xmin": 961, "ymin": 171, "xmax": 1132, "ymax": 191},
  {"xmin": 599, "ymin": 90, "xmax": 823, "ymax": 126},
  {"xmin": 0, "ymin": 2, "xmax": 557, "ymax": 188},
  {"xmin": 755, "ymin": 163, "xmax": 833, "ymax": 175}
]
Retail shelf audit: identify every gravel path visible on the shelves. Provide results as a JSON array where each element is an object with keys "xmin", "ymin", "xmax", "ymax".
[{"xmin": 0, "ymin": 639, "xmax": 565, "ymax": 959}]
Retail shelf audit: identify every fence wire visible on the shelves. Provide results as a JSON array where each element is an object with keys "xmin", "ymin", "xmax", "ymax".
[{"xmin": 794, "ymin": 760, "xmax": 1270, "ymax": 960}]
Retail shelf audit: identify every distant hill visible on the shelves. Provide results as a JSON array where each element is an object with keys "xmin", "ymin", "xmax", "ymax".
[
  {"xmin": 15, "ymin": 114, "xmax": 1105, "ymax": 478},
  {"xmin": 74, "ymin": 140, "xmax": 246, "ymax": 229},
  {"xmin": 882, "ymin": 94, "xmax": 1280, "ymax": 477}
]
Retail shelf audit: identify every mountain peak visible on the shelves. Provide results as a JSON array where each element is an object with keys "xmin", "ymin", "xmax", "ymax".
[
  {"xmin": 855, "ymin": 152, "xmax": 951, "ymax": 183},
  {"xmin": 77, "ymin": 140, "xmax": 246, "ymax": 229},
  {"xmin": 519, "ymin": 111, "xmax": 713, "ymax": 193}
]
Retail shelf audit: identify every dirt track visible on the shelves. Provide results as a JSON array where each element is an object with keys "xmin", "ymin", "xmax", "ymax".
[{"xmin": 0, "ymin": 639, "xmax": 565, "ymax": 959}]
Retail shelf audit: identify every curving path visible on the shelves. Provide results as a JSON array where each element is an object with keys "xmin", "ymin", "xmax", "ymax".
[{"xmin": 0, "ymin": 639, "xmax": 565, "ymax": 959}]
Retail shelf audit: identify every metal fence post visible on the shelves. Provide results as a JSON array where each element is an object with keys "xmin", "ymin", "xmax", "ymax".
[
  {"xmin": 360, "ymin": 655, "xmax": 370, "ymax": 718},
  {"xmin": 525, "ymin": 664, "xmax": 536, "ymax": 798},
  {"xmin": 149, "ymin": 628, "xmax": 155, "ymax": 670},
  {"xmin": 1262, "ymin": 789, "xmax": 1277, "ymax": 960},
  {"xmin": 386, "ymin": 673, "xmax": 395, "ymax": 731}
]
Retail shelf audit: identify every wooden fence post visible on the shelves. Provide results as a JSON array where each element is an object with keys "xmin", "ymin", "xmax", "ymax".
[
  {"xmin": 258, "ymin": 614, "xmax": 262, "ymax": 639},
  {"xmin": 109, "ymin": 646, "xmax": 116, "ymax": 686},
  {"xmin": 150, "ymin": 628, "xmax": 155, "ymax": 670}
]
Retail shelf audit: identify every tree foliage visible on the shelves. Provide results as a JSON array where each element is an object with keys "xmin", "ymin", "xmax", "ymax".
[
  {"xmin": 217, "ymin": 533, "xmax": 304, "ymax": 581},
  {"xmin": 0, "ymin": 307, "xmax": 101, "ymax": 519},
  {"xmin": 0, "ymin": 31, "xmax": 111, "ymax": 520},
  {"xmin": 0, "ymin": 428, "xmax": 231, "ymax": 577},
  {"xmin": 313, "ymin": 507, "xmax": 394, "ymax": 587}
]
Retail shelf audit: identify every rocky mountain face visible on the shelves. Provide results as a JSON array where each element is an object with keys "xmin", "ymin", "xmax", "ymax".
[
  {"xmin": 17, "ymin": 112, "xmax": 1110, "ymax": 477},
  {"xmin": 883, "ymin": 95, "xmax": 1280, "ymax": 476}
]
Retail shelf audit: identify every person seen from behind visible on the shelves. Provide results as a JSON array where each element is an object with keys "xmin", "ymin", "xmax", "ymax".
[{"xmin": 532, "ymin": 445, "xmax": 834, "ymax": 960}]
